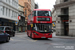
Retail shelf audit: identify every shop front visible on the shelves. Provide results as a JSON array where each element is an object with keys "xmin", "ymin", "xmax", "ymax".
[
  {"xmin": 18, "ymin": 16, "xmax": 25, "ymax": 32},
  {"xmin": 0, "ymin": 18, "xmax": 16, "ymax": 31}
]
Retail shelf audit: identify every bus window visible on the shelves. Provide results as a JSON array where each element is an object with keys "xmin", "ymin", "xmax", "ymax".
[{"xmin": 33, "ymin": 11, "xmax": 36, "ymax": 16}]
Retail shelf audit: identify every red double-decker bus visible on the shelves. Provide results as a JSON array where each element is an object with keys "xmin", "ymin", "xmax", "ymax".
[{"xmin": 27, "ymin": 9, "xmax": 53, "ymax": 39}]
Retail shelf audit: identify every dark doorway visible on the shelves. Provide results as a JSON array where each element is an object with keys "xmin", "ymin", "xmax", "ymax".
[
  {"xmin": 61, "ymin": 17, "xmax": 69, "ymax": 36},
  {"xmin": 64, "ymin": 22, "xmax": 69, "ymax": 36},
  {"xmin": 61, "ymin": 7, "xmax": 69, "ymax": 36},
  {"xmin": 58, "ymin": 7, "xmax": 69, "ymax": 36}
]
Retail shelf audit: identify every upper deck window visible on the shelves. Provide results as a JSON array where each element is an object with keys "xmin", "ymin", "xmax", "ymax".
[
  {"xmin": 33, "ymin": 11, "xmax": 52, "ymax": 16},
  {"xmin": 33, "ymin": 11, "xmax": 36, "ymax": 16}
]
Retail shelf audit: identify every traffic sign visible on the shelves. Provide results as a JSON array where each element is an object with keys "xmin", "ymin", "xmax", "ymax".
[{"xmin": 15, "ymin": 21, "xmax": 18, "ymax": 25}]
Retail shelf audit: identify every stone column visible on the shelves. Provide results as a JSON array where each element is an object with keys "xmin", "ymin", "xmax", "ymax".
[
  {"xmin": 56, "ymin": 17, "xmax": 64, "ymax": 36},
  {"xmin": 69, "ymin": 4, "xmax": 75, "ymax": 36}
]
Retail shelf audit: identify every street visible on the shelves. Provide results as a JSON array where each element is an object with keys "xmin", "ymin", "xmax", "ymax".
[{"xmin": 0, "ymin": 32, "xmax": 75, "ymax": 50}]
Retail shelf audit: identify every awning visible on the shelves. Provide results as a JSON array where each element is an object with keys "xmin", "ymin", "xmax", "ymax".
[
  {"xmin": 58, "ymin": 14, "xmax": 69, "ymax": 20},
  {"xmin": 58, "ymin": 14, "xmax": 69, "ymax": 17}
]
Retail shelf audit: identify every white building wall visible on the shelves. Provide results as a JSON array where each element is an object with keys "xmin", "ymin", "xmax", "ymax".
[{"xmin": 0, "ymin": 0, "xmax": 19, "ymax": 21}]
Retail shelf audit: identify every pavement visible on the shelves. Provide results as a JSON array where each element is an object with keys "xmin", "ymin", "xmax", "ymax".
[{"xmin": 52, "ymin": 32, "xmax": 75, "ymax": 39}]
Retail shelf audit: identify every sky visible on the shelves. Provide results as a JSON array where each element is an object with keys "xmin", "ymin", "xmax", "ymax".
[{"xmin": 35, "ymin": 0, "xmax": 56, "ymax": 10}]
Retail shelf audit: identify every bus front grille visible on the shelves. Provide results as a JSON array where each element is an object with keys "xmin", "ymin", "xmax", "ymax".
[{"xmin": 36, "ymin": 24, "xmax": 51, "ymax": 33}]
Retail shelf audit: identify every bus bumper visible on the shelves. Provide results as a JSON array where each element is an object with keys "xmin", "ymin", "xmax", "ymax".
[{"xmin": 32, "ymin": 33, "xmax": 52, "ymax": 38}]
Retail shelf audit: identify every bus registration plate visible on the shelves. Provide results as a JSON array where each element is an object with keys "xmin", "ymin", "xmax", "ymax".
[{"xmin": 41, "ymin": 37, "xmax": 46, "ymax": 38}]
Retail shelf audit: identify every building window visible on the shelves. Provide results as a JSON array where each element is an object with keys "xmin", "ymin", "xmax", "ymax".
[
  {"xmin": 25, "ymin": 3, "xmax": 27, "ymax": 8},
  {"xmin": 6, "ymin": 8, "xmax": 7, "ymax": 16},
  {"xmin": 25, "ymin": 10, "xmax": 27, "ymax": 15},
  {"xmin": 4, "ymin": 7, "xmax": 6, "ymax": 15},
  {"xmin": 64, "ymin": 0, "xmax": 68, "ymax": 2},
  {"xmin": 7, "ymin": 9, "xmax": 9, "ymax": 16},
  {"xmin": 13, "ymin": 11, "xmax": 15, "ymax": 18},
  {"xmin": 12, "ymin": 0, "xmax": 18, "ymax": 7},
  {"xmin": 9, "ymin": 9, "xmax": 10, "ymax": 17},
  {"xmin": 6, "ymin": 0, "xmax": 7, "ymax": 2},
  {"xmin": 61, "ymin": 7, "xmax": 69, "ymax": 15},
  {"xmin": 16, "ymin": 13, "xmax": 17, "ymax": 18},
  {"xmin": 9, "ymin": 0, "xmax": 10, "ymax": 3},
  {"xmin": 3, "ymin": 6, "xmax": 4, "ymax": 15},
  {"xmin": 15, "ymin": 12, "xmax": 16, "ymax": 18},
  {"xmin": 28, "ymin": 0, "xmax": 29, "ymax": 2},
  {"xmin": 12, "ymin": 11, "xmax": 14, "ymax": 18}
]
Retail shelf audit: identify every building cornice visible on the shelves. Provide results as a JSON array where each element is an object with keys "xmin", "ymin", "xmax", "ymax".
[
  {"xmin": 54, "ymin": 1, "xmax": 75, "ymax": 9},
  {"xmin": 24, "ymin": 2, "xmax": 31, "ymax": 7}
]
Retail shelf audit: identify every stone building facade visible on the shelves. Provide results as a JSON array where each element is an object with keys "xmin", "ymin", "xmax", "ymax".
[
  {"xmin": 31, "ymin": 0, "xmax": 35, "ymax": 11},
  {"xmin": 24, "ymin": 0, "xmax": 31, "ymax": 31},
  {"xmin": 0, "ymin": 0, "xmax": 19, "ymax": 31},
  {"xmin": 54, "ymin": 0, "xmax": 75, "ymax": 36},
  {"xmin": 19, "ymin": 0, "xmax": 35, "ymax": 31}
]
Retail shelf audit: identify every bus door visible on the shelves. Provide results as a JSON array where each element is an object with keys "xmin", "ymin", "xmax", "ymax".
[{"xmin": 27, "ymin": 25, "xmax": 31, "ymax": 36}]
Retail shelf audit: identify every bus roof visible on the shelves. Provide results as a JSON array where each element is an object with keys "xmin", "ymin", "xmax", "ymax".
[{"xmin": 33, "ymin": 9, "xmax": 51, "ymax": 11}]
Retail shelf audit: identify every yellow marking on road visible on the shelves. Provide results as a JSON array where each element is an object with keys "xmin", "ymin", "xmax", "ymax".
[
  {"xmin": 27, "ymin": 39, "xmax": 37, "ymax": 42},
  {"xmin": 10, "ymin": 38, "xmax": 26, "ymax": 41},
  {"xmin": 19, "ymin": 36, "xmax": 37, "ymax": 42},
  {"xmin": 10, "ymin": 38, "xmax": 14, "ymax": 41},
  {"xmin": 17, "ymin": 36, "xmax": 26, "ymax": 39},
  {"xmin": 17, "ymin": 36, "xmax": 37, "ymax": 42},
  {"xmin": 30, "ymin": 40, "xmax": 37, "ymax": 42}
]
